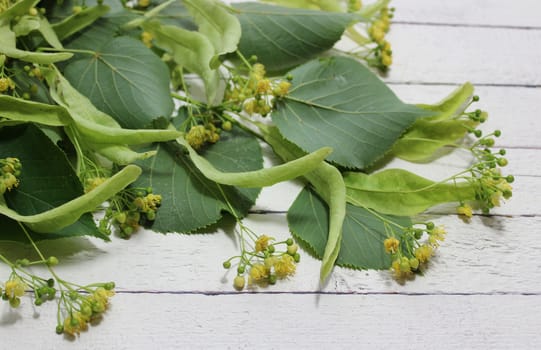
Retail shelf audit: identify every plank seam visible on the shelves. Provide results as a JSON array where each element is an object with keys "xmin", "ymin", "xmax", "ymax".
[
  {"xmin": 386, "ymin": 81, "xmax": 541, "ymax": 89},
  {"xmin": 393, "ymin": 21, "xmax": 541, "ymax": 31},
  {"xmin": 113, "ymin": 290, "xmax": 541, "ymax": 296}
]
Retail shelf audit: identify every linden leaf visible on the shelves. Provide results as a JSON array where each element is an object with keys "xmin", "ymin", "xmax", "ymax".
[
  {"xmin": 288, "ymin": 187, "xmax": 411, "ymax": 270},
  {"xmin": 134, "ymin": 126, "xmax": 263, "ymax": 233},
  {"xmin": 273, "ymin": 56, "xmax": 429, "ymax": 169},
  {"xmin": 63, "ymin": 36, "xmax": 174, "ymax": 129},
  {"xmin": 235, "ymin": 2, "xmax": 357, "ymax": 72}
]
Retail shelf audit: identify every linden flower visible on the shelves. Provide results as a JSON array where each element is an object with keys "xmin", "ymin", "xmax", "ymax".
[
  {"xmin": 4, "ymin": 277, "xmax": 26, "ymax": 299},
  {"xmin": 256, "ymin": 79, "xmax": 272, "ymax": 94},
  {"xmin": 84, "ymin": 177, "xmax": 106, "ymax": 193},
  {"xmin": 415, "ymin": 244, "xmax": 433, "ymax": 263},
  {"xmin": 141, "ymin": 31, "xmax": 153, "ymax": 48},
  {"xmin": 255, "ymin": 235, "xmax": 272, "ymax": 252},
  {"xmin": 383, "ymin": 237, "xmax": 400, "ymax": 254},
  {"xmin": 428, "ymin": 226, "xmax": 446, "ymax": 246},
  {"xmin": 273, "ymin": 81, "xmax": 291, "ymax": 97},
  {"xmin": 457, "ymin": 204, "xmax": 473, "ymax": 218},
  {"xmin": 273, "ymin": 254, "xmax": 296, "ymax": 278},
  {"xmin": 391, "ymin": 257, "xmax": 412, "ymax": 278},
  {"xmin": 249, "ymin": 263, "xmax": 269, "ymax": 282},
  {"xmin": 63, "ymin": 312, "xmax": 89, "ymax": 336}
]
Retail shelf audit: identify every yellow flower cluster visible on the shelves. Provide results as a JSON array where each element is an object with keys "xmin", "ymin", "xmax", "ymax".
[
  {"xmin": 98, "ymin": 186, "xmax": 163, "ymax": 238},
  {"xmin": 0, "ymin": 76, "xmax": 15, "ymax": 93},
  {"xmin": 114, "ymin": 190, "xmax": 162, "ymax": 237},
  {"xmin": 0, "ymin": 157, "xmax": 21, "ymax": 195},
  {"xmin": 61, "ymin": 285, "xmax": 115, "ymax": 336},
  {"xmin": 2, "ymin": 277, "xmax": 27, "ymax": 308},
  {"xmin": 365, "ymin": 7, "xmax": 394, "ymax": 70},
  {"xmin": 84, "ymin": 176, "xmax": 107, "ymax": 193},
  {"xmin": 141, "ymin": 31, "xmax": 153, "ymax": 48},
  {"xmin": 225, "ymin": 63, "xmax": 292, "ymax": 117},
  {"xmin": 185, "ymin": 123, "xmax": 221, "ymax": 150},
  {"xmin": 226, "ymin": 234, "xmax": 300, "ymax": 290},
  {"xmin": 384, "ymin": 223, "xmax": 446, "ymax": 280}
]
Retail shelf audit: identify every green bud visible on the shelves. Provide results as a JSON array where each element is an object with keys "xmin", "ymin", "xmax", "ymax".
[
  {"xmin": 287, "ymin": 244, "xmax": 298, "ymax": 255},
  {"xmin": 267, "ymin": 245, "xmax": 275, "ymax": 253},
  {"xmin": 499, "ymin": 149, "xmax": 506, "ymax": 155},
  {"xmin": 34, "ymin": 298, "xmax": 43, "ymax": 306},
  {"xmin": 233, "ymin": 275, "xmax": 245, "ymax": 290},
  {"xmin": 222, "ymin": 121, "xmax": 232, "ymax": 131},
  {"xmin": 497, "ymin": 158, "xmax": 508, "ymax": 167},
  {"xmin": 47, "ymin": 278, "xmax": 55, "ymax": 287},
  {"xmin": 104, "ymin": 282, "xmax": 115, "ymax": 290},
  {"xmin": 293, "ymin": 253, "xmax": 301, "ymax": 263},
  {"xmin": 56, "ymin": 325, "xmax": 64, "ymax": 334},
  {"xmin": 47, "ymin": 256, "xmax": 59, "ymax": 266},
  {"xmin": 223, "ymin": 261, "xmax": 231, "ymax": 269},
  {"xmin": 69, "ymin": 291, "xmax": 79, "ymax": 300},
  {"xmin": 9, "ymin": 297, "xmax": 21, "ymax": 308},
  {"xmin": 17, "ymin": 258, "xmax": 30, "ymax": 266},
  {"xmin": 472, "ymin": 95, "xmax": 480, "ymax": 102},
  {"xmin": 494, "ymin": 130, "xmax": 502, "ymax": 137},
  {"xmin": 146, "ymin": 210, "xmax": 156, "ymax": 221},
  {"xmin": 506, "ymin": 175, "xmax": 515, "ymax": 183},
  {"xmin": 409, "ymin": 258, "xmax": 420, "ymax": 270},
  {"xmin": 268, "ymin": 274, "xmax": 277, "ymax": 285},
  {"xmin": 286, "ymin": 238, "xmax": 294, "ymax": 246},
  {"xmin": 426, "ymin": 222, "xmax": 435, "ymax": 230},
  {"xmin": 237, "ymin": 265, "xmax": 245, "ymax": 274},
  {"xmin": 473, "ymin": 129, "xmax": 482, "ymax": 138}
]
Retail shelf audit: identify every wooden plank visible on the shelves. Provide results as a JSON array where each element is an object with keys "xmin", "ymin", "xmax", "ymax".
[
  {"xmin": 2, "ymin": 213, "xmax": 537, "ymax": 295},
  {"xmin": 378, "ymin": 25, "xmax": 541, "ymax": 86},
  {"xmin": 392, "ymin": 0, "xmax": 541, "ymax": 28},
  {"xmin": 4, "ymin": 293, "xmax": 540, "ymax": 349}
]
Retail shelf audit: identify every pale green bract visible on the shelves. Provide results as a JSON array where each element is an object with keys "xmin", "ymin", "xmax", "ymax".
[
  {"xmin": 392, "ymin": 83, "xmax": 480, "ymax": 162},
  {"xmin": 344, "ymin": 169, "xmax": 477, "ymax": 216},
  {"xmin": 176, "ymin": 135, "xmax": 333, "ymax": 188},
  {"xmin": 261, "ymin": 126, "xmax": 345, "ymax": 282}
]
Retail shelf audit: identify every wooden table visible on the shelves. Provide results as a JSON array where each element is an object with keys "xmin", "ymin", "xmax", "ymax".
[{"xmin": 1, "ymin": 0, "xmax": 540, "ymax": 348}]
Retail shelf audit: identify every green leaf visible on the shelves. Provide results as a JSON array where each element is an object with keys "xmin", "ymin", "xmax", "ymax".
[
  {"xmin": 288, "ymin": 187, "xmax": 411, "ymax": 270},
  {"xmin": 183, "ymin": 0, "xmax": 241, "ymax": 67},
  {"xmin": 63, "ymin": 36, "xmax": 174, "ymax": 129},
  {"xmin": 141, "ymin": 20, "xmax": 219, "ymax": 104},
  {"xmin": 344, "ymin": 169, "xmax": 477, "ymax": 216},
  {"xmin": 273, "ymin": 56, "xmax": 429, "ymax": 169},
  {"xmin": 235, "ymin": 2, "xmax": 357, "ymax": 72},
  {"xmin": 392, "ymin": 83, "xmax": 479, "ymax": 162},
  {"xmin": 134, "ymin": 127, "xmax": 263, "ymax": 233},
  {"xmin": 0, "ymin": 124, "xmax": 139, "ymax": 239}
]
